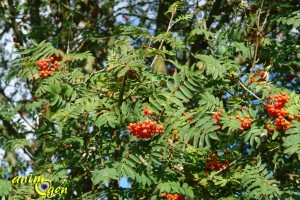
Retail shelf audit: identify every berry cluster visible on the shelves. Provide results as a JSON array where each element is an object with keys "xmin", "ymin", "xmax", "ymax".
[
  {"xmin": 264, "ymin": 93, "xmax": 293, "ymax": 131},
  {"xmin": 265, "ymin": 93, "xmax": 290, "ymax": 118},
  {"xmin": 212, "ymin": 109, "xmax": 223, "ymax": 130},
  {"xmin": 249, "ymin": 71, "xmax": 266, "ymax": 84},
  {"xmin": 236, "ymin": 115, "xmax": 252, "ymax": 131},
  {"xmin": 142, "ymin": 107, "xmax": 153, "ymax": 116},
  {"xmin": 205, "ymin": 159, "xmax": 229, "ymax": 171},
  {"xmin": 127, "ymin": 120, "xmax": 163, "ymax": 139},
  {"xmin": 161, "ymin": 193, "xmax": 184, "ymax": 200},
  {"xmin": 274, "ymin": 117, "xmax": 291, "ymax": 131},
  {"xmin": 36, "ymin": 57, "xmax": 60, "ymax": 78},
  {"xmin": 205, "ymin": 153, "xmax": 230, "ymax": 172}
]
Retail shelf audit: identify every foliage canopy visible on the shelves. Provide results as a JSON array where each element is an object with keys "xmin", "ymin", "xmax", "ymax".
[{"xmin": 0, "ymin": 0, "xmax": 300, "ymax": 199}]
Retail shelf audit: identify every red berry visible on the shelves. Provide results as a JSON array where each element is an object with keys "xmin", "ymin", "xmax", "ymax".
[
  {"xmin": 265, "ymin": 94, "xmax": 292, "ymax": 131},
  {"xmin": 128, "ymin": 120, "xmax": 163, "ymax": 139}
]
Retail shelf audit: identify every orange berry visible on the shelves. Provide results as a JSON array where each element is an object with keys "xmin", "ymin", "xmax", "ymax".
[{"xmin": 187, "ymin": 116, "xmax": 193, "ymax": 120}]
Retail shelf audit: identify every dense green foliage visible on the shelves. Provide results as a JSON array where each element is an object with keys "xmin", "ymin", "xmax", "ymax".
[{"xmin": 0, "ymin": 0, "xmax": 300, "ymax": 199}]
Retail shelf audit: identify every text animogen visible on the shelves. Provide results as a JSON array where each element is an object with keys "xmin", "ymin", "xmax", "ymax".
[
  {"xmin": 11, "ymin": 174, "xmax": 45, "ymax": 184},
  {"xmin": 11, "ymin": 174, "xmax": 67, "ymax": 198}
]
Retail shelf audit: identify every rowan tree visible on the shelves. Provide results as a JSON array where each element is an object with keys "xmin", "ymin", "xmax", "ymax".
[{"xmin": 0, "ymin": 0, "xmax": 300, "ymax": 199}]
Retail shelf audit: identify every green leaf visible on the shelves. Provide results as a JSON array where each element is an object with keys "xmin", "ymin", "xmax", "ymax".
[
  {"xmin": 208, "ymin": 132, "xmax": 219, "ymax": 140},
  {"xmin": 167, "ymin": 81, "xmax": 176, "ymax": 91},
  {"xmin": 272, "ymin": 131, "xmax": 279, "ymax": 140},
  {"xmin": 92, "ymin": 168, "xmax": 118, "ymax": 185},
  {"xmin": 174, "ymin": 90, "xmax": 189, "ymax": 101},
  {"xmin": 180, "ymin": 85, "xmax": 193, "ymax": 99},
  {"xmin": 121, "ymin": 102, "xmax": 129, "ymax": 116},
  {"xmin": 170, "ymin": 96, "xmax": 184, "ymax": 107},
  {"xmin": 205, "ymin": 134, "xmax": 211, "ymax": 147},
  {"xmin": 117, "ymin": 66, "xmax": 130, "ymax": 77},
  {"xmin": 4, "ymin": 139, "xmax": 31, "ymax": 151},
  {"xmin": 0, "ymin": 180, "xmax": 12, "ymax": 196},
  {"xmin": 195, "ymin": 116, "xmax": 211, "ymax": 127},
  {"xmin": 173, "ymin": 71, "xmax": 181, "ymax": 87},
  {"xmin": 128, "ymin": 154, "xmax": 141, "ymax": 164}
]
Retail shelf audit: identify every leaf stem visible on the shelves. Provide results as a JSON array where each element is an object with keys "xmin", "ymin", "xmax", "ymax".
[
  {"xmin": 238, "ymin": 80, "xmax": 261, "ymax": 100},
  {"xmin": 150, "ymin": 6, "xmax": 176, "ymax": 67}
]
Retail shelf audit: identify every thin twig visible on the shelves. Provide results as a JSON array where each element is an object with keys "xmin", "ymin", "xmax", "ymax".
[
  {"xmin": 238, "ymin": 80, "xmax": 261, "ymax": 100},
  {"xmin": 209, "ymin": 159, "xmax": 238, "ymax": 178},
  {"xmin": 150, "ymin": 7, "xmax": 176, "ymax": 67},
  {"xmin": 0, "ymin": 87, "xmax": 36, "ymax": 130},
  {"xmin": 251, "ymin": 10, "xmax": 261, "ymax": 71},
  {"xmin": 251, "ymin": 37, "xmax": 259, "ymax": 71},
  {"xmin": 118, "ymin": 74, "xmax": 127, "ymax": 107},
  {"xmin": 18, "ymin": 112, "xmax": 36, "ymax": 130},
  {"xmin": 251, "ymin": 0, "xmax": 269, "ymax": 72},
  {"xmin": 261, "ymin": 10, "xmax": 270, "ymax": 31}
]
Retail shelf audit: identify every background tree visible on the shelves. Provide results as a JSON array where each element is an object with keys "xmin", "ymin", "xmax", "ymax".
[{"xmin": 0, "ymin": 0, "xmax": 300, "ymax": 199}]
